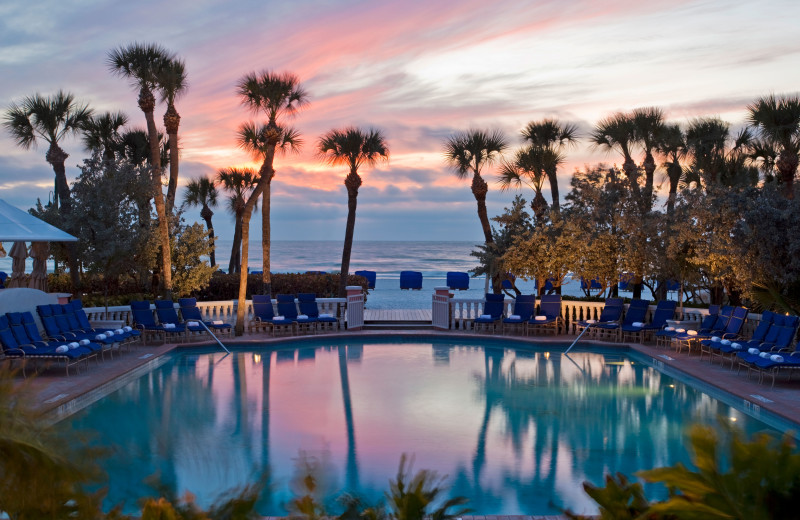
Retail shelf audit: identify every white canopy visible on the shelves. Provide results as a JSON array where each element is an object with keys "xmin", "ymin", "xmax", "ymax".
[{"xmin": 0, "ymin": 198, "xmax": 77, "ymax": 242}]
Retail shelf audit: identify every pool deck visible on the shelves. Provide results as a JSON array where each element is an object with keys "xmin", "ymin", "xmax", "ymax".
[{"xmin": 18, "ymin": 328, "xmax": 800, "ymax": 428}]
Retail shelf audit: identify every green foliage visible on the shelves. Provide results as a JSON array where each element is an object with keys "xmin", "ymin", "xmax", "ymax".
[
  {"xmin": 0, "ymin": 367, "xmax": 111, "ymax": 519},
  {"xmin": 171, "ymin": 219, "xmax": 215, "ymax": 297},
  {"xmin": 564, "ymin": 473, "xmax": 658, "ymax": 520},
  {"xmin": 571, "ymin": 424, "xmax": 800, "ymax": 520},
  {"xmin": 385, "ymin": 454, "xmax": 470, "ymax": 520},
  {"xmin": 191, "ymin": 272, "xmax": 369, "ymax": 301}
]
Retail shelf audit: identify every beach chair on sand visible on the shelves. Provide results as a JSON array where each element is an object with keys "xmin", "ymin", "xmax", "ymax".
[
  {"xmin": 178, "ymin": 298, "xmax": 232, "ymax": 336},
  {"xmin": 574, "ymin": 298, "xmax": 624, "ymax": 338},
  {"xmin": 527, "ymin": 295, "xmax": 562, "ymax": 335},
  {"xmin": 502, "ymin": 294, "xmax": 535, "ymax": 335},
  {"xmin": 400, "ymin": 271, "xmax": 423, "ymax": 290},
  {"xmin": 354, "ymin": 270, "xmax": 376, "ymax": 289},
  {"xmin": 298, "ymin": 293, "xmax": 338, "ymax": 333},
  {"xmin": 473, "ymin": 293, "xmax": 505, "ymax": 333}
]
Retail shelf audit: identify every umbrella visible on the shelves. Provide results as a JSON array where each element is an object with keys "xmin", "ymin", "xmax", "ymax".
[
  {"xmin": 29, "ymin": 241, "xmax": 49, "ymax": 292},
  {"xmin": 6, "ymin": 241, "xmax": 29, "ymax": 288}
]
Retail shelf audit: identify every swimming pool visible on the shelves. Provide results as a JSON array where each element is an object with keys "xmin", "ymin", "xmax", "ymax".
[{"xmin": 65, "ymin": 336, "xmax": 786, "ymax": 516}]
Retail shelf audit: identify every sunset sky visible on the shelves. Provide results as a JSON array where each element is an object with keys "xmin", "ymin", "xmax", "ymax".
[{"xmin": 1, "ymin": 0, "xmax": 799, "ymax": 242}]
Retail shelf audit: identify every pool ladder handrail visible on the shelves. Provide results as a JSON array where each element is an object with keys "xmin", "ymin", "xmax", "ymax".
[
  {"xmin": 198, "ymin": 321, "xmax": 231, "ymax": 354},
  {"xmin": 564, "ymin": 324, "xmax": 592, "ymax": 354}
]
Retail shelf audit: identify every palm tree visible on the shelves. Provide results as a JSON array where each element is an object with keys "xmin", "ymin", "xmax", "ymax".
[
  {"xmin": 632, "ymin": 107, "xmax": 665, "ymax": 208},
  {"xmin": 183, "ymin": 176, "xmax": 218, "ymax": 267},
  {"xmin": 108, "ymin": 42, "xmax": 175, "ymax": 297},
  {"xmin": 80, "ymin": 111, "xmax": 128, "ymax": 163},
  {"xmin": 157, "ymin": 57, "xmax": 188, "ymax": 214},
  {"xmin": 234, "ymin": 70, "xmax": 308, "ymax": 335},
  {"xmin": 520, "ymin": 119, "xmax": 578, "ymax": 213},
  {"xmin": 656, "ymin": 123, "xmax": 687, "ymax": 214},
  {"xmin": 497, "ymin": 146, "xmax": 551, "ymax": 222},
  {"xmin": 443, "ymin": 129, "xmax": 507, "ymax": 242},
  {"xmin": 217, "ymin": 167, "xmax": 258, "ymax": 274},
  {"xmin": 747, "ymin": 94, "xmax": 800, "ymax": 199},
  {"xmin": 685, "ymin": 117, "xmax": 729, "ymax": 188},
  {"xmin": 4, "ymin": 90, "xmax": 92, "ymax": 212},
  {"xmin": 318, "ymin": 127, "xmax": 390, "ymax": 297},
  {"xmin": 3, "ymin": 90, "xmax": 92, "ymax": 287},
  {"xmin": 591, "ymin": 113, "xmax": 641, "ymax": 202}
]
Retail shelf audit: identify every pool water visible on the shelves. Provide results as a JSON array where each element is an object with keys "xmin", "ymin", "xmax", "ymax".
[{"xmin": 66, "ymin": 337, "xmax": 781, "ymax": 516}]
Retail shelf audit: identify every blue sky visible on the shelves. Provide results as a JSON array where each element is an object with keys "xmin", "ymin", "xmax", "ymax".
[{"xmin": 1, "ymin": 0, "xmax": 799, "ymax": 242}]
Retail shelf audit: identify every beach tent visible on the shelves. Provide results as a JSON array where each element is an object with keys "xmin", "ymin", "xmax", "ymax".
[{"xmin": 0, "ymin": 198, "xmax": 76, "ymax": 290}]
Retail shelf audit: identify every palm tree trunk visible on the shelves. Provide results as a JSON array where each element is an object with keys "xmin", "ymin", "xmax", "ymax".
[
  {"xmin": 235, "ymin": 185, "xmax": 263, "ymax": 335},
  {"xmin": 642, "ymin": 151, "xmax": 656, "ymax": 210},
  {"xmin": 777, "ymin": 150, "xmax": 798, "ymax": 199},
  {"xmin": 472, "ymin": 173, "xmax": 493, "ymax": 245},
  {"xmin": 203, "ymin": 214, "xmax": 216, "ymax": 267},
  {"xmin": 229, "ymin": 214, "xmax": 243, "ymax": 274},
  {"xmin": 142, "ymin": 88, "xmax": 173, "ymax": 298},
  {"xmin": 236, "ymin": 150, "xmax": 276, "ymax": 335},
  {"xmin": 261, "ymin": 183, "xmax": 272, "ymax": 296},
  {"xmin": 165, "ymin": 130, "xmax": 179, "ymax": 215},
  {"xmin": 546, "ymin": 167, "xmax": 560, "ymax": 213},
  {"xmin": 47, "ymin": 144, "xmax": 81, "ymax": 289},
  {"xmin": 339, "ymin": 172, "xmax": 362, "ymax": 297}
]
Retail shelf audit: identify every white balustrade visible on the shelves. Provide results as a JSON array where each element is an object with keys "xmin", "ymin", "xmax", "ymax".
[{"xmin": 432, "ymin": 287, "xmax": 451, "ymax": 330}]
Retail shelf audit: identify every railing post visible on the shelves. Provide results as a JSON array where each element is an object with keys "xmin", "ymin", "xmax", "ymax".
[
  {"xmin": 432, "ymin": 286, "xmax": 452, "ymax": 330},
  {"xmin": 346, "ymin": 286, "xmax": 365, "ymax": 331}
]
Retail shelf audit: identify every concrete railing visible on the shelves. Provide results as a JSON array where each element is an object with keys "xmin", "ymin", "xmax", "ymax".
[
  {"xmin": 447, "ymin": 296, "xmax": 761, "ymax": 333},
  {"xmin": 84, "ymin": 297, "xmax": 348, "ymax": 331}
]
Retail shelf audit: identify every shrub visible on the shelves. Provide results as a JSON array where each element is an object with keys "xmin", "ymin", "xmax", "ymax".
[{"xmin": 190, "ymin": 273, "xmax": 369, "ymax": 301}]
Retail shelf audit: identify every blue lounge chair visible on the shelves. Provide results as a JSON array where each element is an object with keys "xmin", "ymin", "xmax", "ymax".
[
  {"xmin": 704, "ymin": 310, "xmax": 777, "ymax": 364},
  {"xmin": 71, "ymin": 299, "xmax": 141, "ymax": 344},
  {"xmin": 502, "ymin": 295, "xmax": 535, "ymax": 335},
  {"xmin": 354, "ymin": 270, "xmax": 377, "ymax": 289},
  {"xmin": 154, "ymin": 300, "xmax": 201, "ymax": 340},
  {"xmin": 130, "ymin": 301, "xmax": 185, "ymax": 344},
  {"xmin": 674, "ymin": 306, "xmax": 748, "ymax": 355},
  {"xmin": 400, "ymin": 271, "xmax": 423, "ymax": 290},
  {"xmin": 527, "ymin": 295, "xmax": 562, "ymax": 335},
  {"xmin": 574, "ymin": 297, "xmax": 624, "ymax": 338},
  {"xmin": 178, "ymin": 298, "xmax": 232, "ymax": 336},
  {"xmin": 0, "ymin": 315, "xmax": 90, "ymax": 376},
  {"xmin": 277, "ymin": 294, "xmax": 316, "ymax": 334},
  {"xmin": 655, "ymin": 304, "xmax": 721, "ymax": 348},
  {"xmin": 446, "ymin": 272, "xmax": 470, "ymax": 291},
  {"xmin": 736, "ymin": 321, "xmax": 798, "ymax": 379},
  {"xmin": 36, "ymin": 304, "xmax": 117, "ymax": 356},
  {"xmin": 473, "ymin": 293, "xmax": 505, "ymax": 333},
  {"xmin": 0, "ymin": 271, "xmax": 7, "ymax": 289},
  {"xmin": 250, "ymin": 294, "xmax": 294, "ymax": 336},
  {"xmin": 9, "ymin": 311, "xmax": 103, "ymax": 361},
  {"xmin": 298, "ymin": 293, "xmax": 338, "ymax": 333},
  {"xmin": 594, "ymin": 299, "xmax": 650, "ymax": 341},
  {"xmin": 621, "ymin": 300, "xmax": 677, "ymax": 343}
]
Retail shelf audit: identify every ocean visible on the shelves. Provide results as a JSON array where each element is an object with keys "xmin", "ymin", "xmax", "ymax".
[{"xmin": 0, "ymin": 240, "xmax": 656, "ymax": 309}]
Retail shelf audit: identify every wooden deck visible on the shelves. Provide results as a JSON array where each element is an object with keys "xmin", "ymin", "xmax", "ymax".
[{"xmin": 364, "ymin": 308, "xmax": 432, "ymax": 322}]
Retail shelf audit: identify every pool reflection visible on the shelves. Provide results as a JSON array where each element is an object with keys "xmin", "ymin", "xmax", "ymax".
[{"xmin": 67, "ymin": 340, "xmax": 771, "ymax": 516}]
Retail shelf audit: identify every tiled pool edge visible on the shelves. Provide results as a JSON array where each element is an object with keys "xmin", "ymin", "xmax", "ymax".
[{"xmin": 42, "ymin": 351, "xmax": 175, "ymax": 424}]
